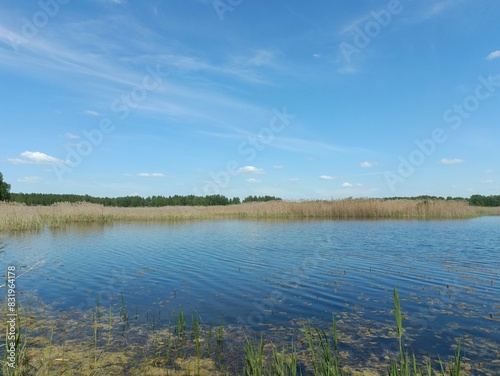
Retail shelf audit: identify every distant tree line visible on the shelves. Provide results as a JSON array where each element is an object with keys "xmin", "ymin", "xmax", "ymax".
[
  {"xmin": 383, "ymin": 195, "xmax": 469, "ymax": 202},
  {"xmin": 384, "ymin": 194, "xmax": 500, "ymax": 207},
  {"xmin": 469, "ymin": 194, "xmax": 500, "ymax": 207},
  {"xmin": 8, "ymin": 193, "xmax": 243, "ymax": 207},
  {"xmin": 5, "ymin": 192, "xmax": 500, "ymax": 207},
  {"xmin": 242, "ymin": 195, "xmax": 283, "ymax": 203},
  {"xmin": 7, "ymin": 193, "xmax": 284, "ymax": 207}
]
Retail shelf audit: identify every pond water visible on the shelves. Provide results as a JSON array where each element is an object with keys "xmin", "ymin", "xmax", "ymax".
[{"xmin": 1, "ymin": 217, "xmax": 499, "ymax": 373}]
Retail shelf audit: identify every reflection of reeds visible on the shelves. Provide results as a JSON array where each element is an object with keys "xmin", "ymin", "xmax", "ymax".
[{"xmin": 2, "ymin": 199, "xmax": 500, "ymax": 231}]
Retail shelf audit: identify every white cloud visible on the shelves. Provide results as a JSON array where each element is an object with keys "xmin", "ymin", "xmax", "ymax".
[
  {"xmin": 65, "ymin": 132, "xmax": 80, "ymax": 139},
  {"xmin": 246, "ymin": 49, "xmax": 277, "ymax": 67},
  {"xmin": 8, "ymin": 151, "xmax": 66, "ymax": 165},
  {"xmin": 273, "ymin": 165, "xmax": 284, "ymax": 169},
  {"xmin": 237, "ymin": 166, "xmax": 265, "ymax": 174},
  {"xmin": 288, "ymin": 177, "xmax": 299, "ymax": 182},
  {"xmin": 360, "ymin": 161, "xmax": 376, "ymax": 168},
  {"xmin": 441, "ymin": 158, "xmax": 464, "ymax": 165},
  {"xmin": 137, "ymin": 173, "xmax": 165, "ymax": 177},
  {"xmin": 246, "ymin": 178, "xmax": 261, "ymax": 183},
  {"xmin": 342, "ymin": 182, "xmax": 353, "ymax": 188},
  {"xmin": 83, "ymin": 110, "xmax": 100, "ymax": 116},
  {"xmin": 484, "ymin": 169, "xmax": 494, "ymax": 173},
  {"xmin": 319, "ymin": 175, "xmax": 334, "ymax": 181},
  {"xmin": 482, "ymin": 179, "xmax": 494, "ymax": 184},
  {"xmin": 17, "ymin": 176, "xmax": 41, "ymax": 183},
  {"xmin": 486, "ymin": 50, "xmax": 500, "ymax": 61}
]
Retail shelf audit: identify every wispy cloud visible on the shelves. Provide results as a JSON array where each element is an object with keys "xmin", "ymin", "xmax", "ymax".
[
  {"xmin": 8, "ymin": 151, "xmax": 66, "ymax": 165},
  {"xmin": 83, "ymin": 110, "xmax": 100, "ymax": 116},
  {"xmin": 271, "ymin": 136, "xmax": 367, "ymax": 154},
  {"xmin": 486, "ymin": 50, "xmax": 500, "ymax": 61},
  {"xmin": 246, "ymin": 178, "xmax": 261, "ymax": 183},
  {"xmin": 424, "ymin": 1, "xmax": 455, "ymax": 18},
  {"xmin": 341, "ymin": 182, "xmax": 353, "ymax": 188},
  {"xmin": 137, "ymin": 172, "xmax": 165, "ymax": 177},
  {"xmin": 319, "ymin": 175, "xmax": 334, "ymax": 181},
  {"xmin": 245, "ymin": 49, "xmax": 278, "ymax": 67},
  {"xmin": 441, "ymin": 158, "xmax": 464, "ymax": 165},
  {"xmin": 131, "ymin": 50, "xmax": 277, "ymax": 85},
  {"xmin": 360, "ymin": 161, "xmax": 377, "ymax": 168},
  {"xmin": 17, "ymin": 176, "xmax": 42, "ymax": 183},
  {"xmin": 237, "ymin": 166, "xmax": 265, "ymax": 174},
  {"xmin": 337, "ymin": 66, "xmax": 359, "ymax": 75},
  {"xmin": 0, "ymin": 20, "xmax": 273, "ymax": 129},
  {"xmin": 65, "ymin": 133, "xmax": 80, "ymax": 139},
  {"xmin": 198, "ymin": 131, "xmax": 363, "ymax": 154},
  {"xmin": 338, "ymin": 13, "xmax": 374, "ymax": 35},
  {"xmin": 393, "ymin": 0, "xmax": 460, "ymax": 25}
]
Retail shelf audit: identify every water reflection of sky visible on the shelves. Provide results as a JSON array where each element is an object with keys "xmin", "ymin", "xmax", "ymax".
[{"xmin": 2, "ymin": 217, "xmax": 499, "ymax": 369}]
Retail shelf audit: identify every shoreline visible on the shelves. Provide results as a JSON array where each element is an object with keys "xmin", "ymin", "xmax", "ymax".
[{"xmin": 1, "ymin": 199, "xmax": 500, "ymax": 231}]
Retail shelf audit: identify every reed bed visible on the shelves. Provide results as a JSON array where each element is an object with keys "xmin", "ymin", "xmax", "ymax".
[{"xmin": 1, "ymin": 199, "xmax": 499, "ymax": 231}]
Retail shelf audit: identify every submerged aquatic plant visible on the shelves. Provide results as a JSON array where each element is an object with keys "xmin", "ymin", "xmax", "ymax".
[
  {"xmin": 0, "ymin": 289, "xmax": 474, "ymax": 375},
  {"xmin": 388, "ymin": 288, "xmax": 462, "ymax": 376}
]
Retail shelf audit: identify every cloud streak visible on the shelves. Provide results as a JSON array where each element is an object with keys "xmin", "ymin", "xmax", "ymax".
[
  {"xmin": 319, "ymin": 175, "xmax": 334, "ymax": 181},
  {"xmin": 237, "ymin": 166, "xmax": 265, "ymax": 174},
  {"xmin": 9, "ymin": 151, "xmax": 66, "ymax": 165},
  {"xmin": 137, "ymin": 173, "xmax": 165, "ymax": 177},
  {"xmin": 441, "ymin": 158, "xmax": 464, "ymax": 165}
]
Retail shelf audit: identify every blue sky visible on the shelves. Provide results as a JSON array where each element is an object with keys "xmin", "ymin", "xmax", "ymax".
[{"xmin": 1, "ymin": 0, "xmax": 499, "ymax": 200}]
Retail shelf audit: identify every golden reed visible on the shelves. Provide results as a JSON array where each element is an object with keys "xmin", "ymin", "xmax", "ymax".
[{"xmin": 1, "ymin": 199, "xmax": 499, "ymax": 231}]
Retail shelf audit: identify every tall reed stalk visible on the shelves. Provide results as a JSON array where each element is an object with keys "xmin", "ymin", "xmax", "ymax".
[
  {"xmin": 304, "ymin": 320, "xmax": 345, "ymax": 376},
  {"xmin": 271, "ymin": 343, "xmax": 297, "ymax": 376},
  {"xmin": 389, "ymin": 288, "xmax": 462, "ymax": 376},
  {"xmin": 244, "ymin": 336, "xmax": 265, "ymax": 376}
]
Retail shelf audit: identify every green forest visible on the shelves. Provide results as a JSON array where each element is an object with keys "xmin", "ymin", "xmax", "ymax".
[
  {"xmin": 4, "ymin": 192, "xmax": 500, "ymax": 207},
  {"xmin": 469, "ymin": 194, "xmax": 500, "ymax": 207},
  {"xmin": 6, "ymin": 193, "xmax": 283, "ymax": 207}
]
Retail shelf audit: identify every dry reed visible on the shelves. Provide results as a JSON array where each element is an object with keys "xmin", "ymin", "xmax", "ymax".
[{"xmin": 1, "ymin": 199, "xmax": 499, "ymax": 231}]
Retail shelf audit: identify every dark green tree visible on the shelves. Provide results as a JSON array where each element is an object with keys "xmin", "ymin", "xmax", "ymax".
[
  {"xmin": 469, "ymin": 194, "xmax": 500, "ymax": 207},
  {"xmin": 0, "ymin": 172, "xmax": 11, "ymax": 201}
]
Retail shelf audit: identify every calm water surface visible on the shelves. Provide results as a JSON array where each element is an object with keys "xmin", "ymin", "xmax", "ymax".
[{"xmin": 1, "ymin": 217, "xmax": 499, "ymax": 372}]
